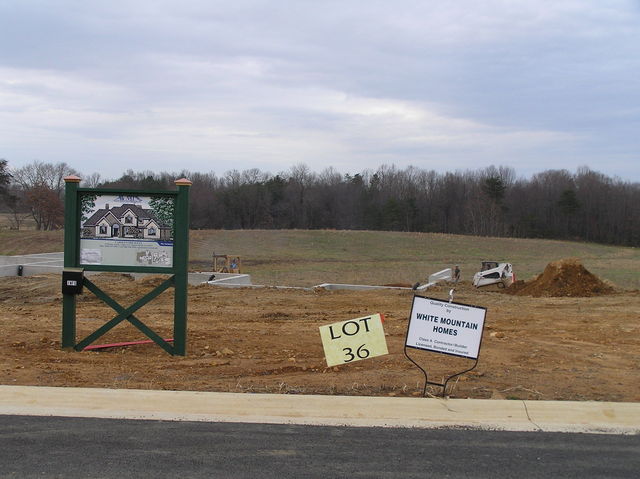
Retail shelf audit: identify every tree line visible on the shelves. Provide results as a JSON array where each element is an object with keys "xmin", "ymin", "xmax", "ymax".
[{"xmin": 1, "ymin": 159, "xmax": 638, "ymax": 247}]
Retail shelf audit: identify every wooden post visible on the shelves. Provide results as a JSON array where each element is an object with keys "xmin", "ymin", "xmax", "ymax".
[
  {"xmin": 172, "ymin": 178, "xmax": 192, "ymax": 356},
  {"xmin": 62, "ymin": 175, "xmax": 81, "ymax": 349}
]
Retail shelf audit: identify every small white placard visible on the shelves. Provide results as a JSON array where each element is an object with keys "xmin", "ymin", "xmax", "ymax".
[
  {"xmin": 80, "ymin": 249, "xmax": 102, "ymax": 265},
  {"xmin": 406, "ymin": 296, "xmax": 486, "ymax": 359}
]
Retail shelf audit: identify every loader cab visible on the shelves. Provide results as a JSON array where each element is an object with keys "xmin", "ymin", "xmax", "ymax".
[{"xmin": 481, "ymin": 261, "xmax": 499, "ymax": 271}]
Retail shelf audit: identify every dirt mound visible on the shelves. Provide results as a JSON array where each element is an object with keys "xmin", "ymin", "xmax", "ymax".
[{"xmin": 508, "ymin": 258, "xmax": 614, "ymax": 297}]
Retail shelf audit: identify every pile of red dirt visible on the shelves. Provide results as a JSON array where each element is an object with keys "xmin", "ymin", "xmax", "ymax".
[{"xmin": 508, "ymin": 258, "xmax": 614, "ymax": 297}]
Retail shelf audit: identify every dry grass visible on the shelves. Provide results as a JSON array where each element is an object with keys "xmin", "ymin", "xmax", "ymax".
[
  {"xmin": 0, "ymin": 230, "xmax": 64, "ymax": 255},
  {"xmin": 0, "ymin": 213, "xmax": 37, "ymax": 230},
  {"xmin": 1, "ymin": 228, "xmax": 638, "ymax": 289},
  {"xmin": 189, "ymin": 230, "xmax": 640, "ymax": 289}
]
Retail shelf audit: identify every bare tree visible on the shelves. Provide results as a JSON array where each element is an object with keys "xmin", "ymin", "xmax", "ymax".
[
  {"xmin": 11, "ymin": 161, "xmax": 78, "ymax": 230},
  {"xmin": 81, "ymin": 172, "xmax": 102, "ymax": 188},
  {"xmin": 12, "ymin": 160, "xmax": 633, "ymax": 246}
]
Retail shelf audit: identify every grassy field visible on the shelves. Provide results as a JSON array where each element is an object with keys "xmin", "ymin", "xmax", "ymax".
[
  {"xmin": 0, "ymin": 229, "xmax": 64, "ymax": 255},
  {"xmin": 194, "ymin": 230, "xmax": 639, "ymax": 288},
  {"xmin": 0, "ymin": 213, "xmax": 37, "ymax": 231},
  {"xmin": 1, "ymin": 228, "xmax": 637, "ymax": 288}
]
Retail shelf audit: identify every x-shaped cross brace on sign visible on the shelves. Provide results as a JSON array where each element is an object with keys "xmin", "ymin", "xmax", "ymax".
[{"xmin": 74, "ymin": 276, "xmax": 176, "ymax": 355}]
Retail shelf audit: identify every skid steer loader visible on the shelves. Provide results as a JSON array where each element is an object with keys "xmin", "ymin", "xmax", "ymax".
[{"xmin": 472, "ymin": 261, "xmax": 514, "ymax": 288}]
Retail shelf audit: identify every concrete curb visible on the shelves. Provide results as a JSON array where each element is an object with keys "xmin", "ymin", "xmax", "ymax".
[{"xmin": 1, "ymin": 386, "xmax": 638, "ymax": 434}]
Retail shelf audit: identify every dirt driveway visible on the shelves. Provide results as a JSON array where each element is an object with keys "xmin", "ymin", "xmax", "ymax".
[{"xmin": 1, "ymin": 273, "xmax": 638, "ymax": 401}]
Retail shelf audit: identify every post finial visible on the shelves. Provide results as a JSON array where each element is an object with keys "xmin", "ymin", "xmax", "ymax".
[
  {"xmin": 64, "ymin": 175, "xmax": 82, "ymax": 183},
  {"xmin": 175, "ymin": 178, "xmax": 192, "ymax": 186}
]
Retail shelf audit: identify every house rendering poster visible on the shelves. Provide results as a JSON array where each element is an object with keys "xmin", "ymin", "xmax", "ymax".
[{"xmin": 79, "ymin": 193, "xmax": 175, "ymax": 268}]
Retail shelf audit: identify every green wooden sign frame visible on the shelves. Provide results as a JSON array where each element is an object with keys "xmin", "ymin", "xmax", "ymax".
[{"xmin": 61, "ymin": 176, "xmax": 191, "ymax": 355}]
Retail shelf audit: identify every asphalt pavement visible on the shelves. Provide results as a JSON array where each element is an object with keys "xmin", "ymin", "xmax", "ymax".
[{"xmin": 1, "ymin": 415, "xmax": 639, "ymax": 478}]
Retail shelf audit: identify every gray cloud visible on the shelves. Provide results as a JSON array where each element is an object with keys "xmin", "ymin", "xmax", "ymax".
[{"xmin": 1, "ymin": 0, "xmax": 638, "ymax": 180}]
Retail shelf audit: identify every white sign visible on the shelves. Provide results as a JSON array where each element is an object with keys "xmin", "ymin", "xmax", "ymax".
[{"xmin": 405, "ymin": 296, "xmax": 486, "ymax": 359}]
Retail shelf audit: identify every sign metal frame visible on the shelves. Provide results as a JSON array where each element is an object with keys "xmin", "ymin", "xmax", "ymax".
[{"xmin": 404, "ymin": 295, "xmax": 487, "ymax": 397}]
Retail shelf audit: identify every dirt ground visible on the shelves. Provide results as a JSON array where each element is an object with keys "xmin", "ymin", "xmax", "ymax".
[{"xmin": 1, "ymin": 267, "xmax": 639, "ymax": 402}]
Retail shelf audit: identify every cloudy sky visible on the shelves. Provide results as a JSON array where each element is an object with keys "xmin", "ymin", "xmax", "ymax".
[{"xmin": 1, "ymin": 0, "xmax": 639, "ymax": 181}]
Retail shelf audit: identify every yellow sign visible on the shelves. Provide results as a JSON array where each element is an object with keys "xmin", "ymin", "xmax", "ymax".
[{"xmin": 319, "ymin": 313, "xmax": 389, "ymax": 367}]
